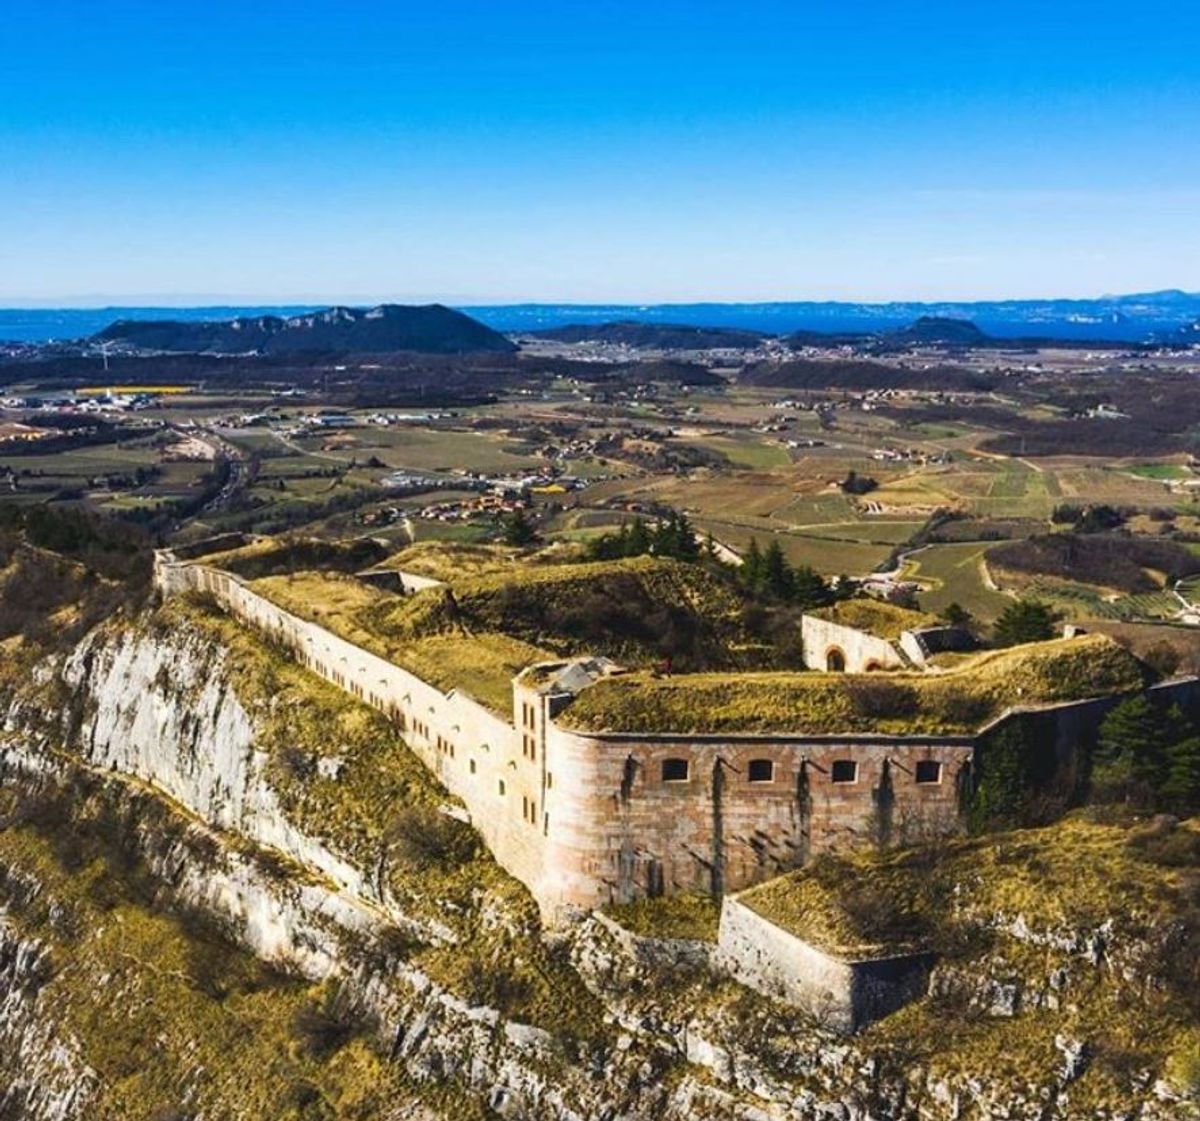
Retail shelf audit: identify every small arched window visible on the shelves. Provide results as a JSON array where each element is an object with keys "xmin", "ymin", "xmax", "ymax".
[
  {"xmin": 661, "ymin": 758, "xmax": 690, "ymax": 782},
  {"xmin": 826, "ymin": 648, "xmax": 846, "ymax": 672},
  {"xmin": 747, "ymin": 759, "xmax": 774, "ymax": 783}
]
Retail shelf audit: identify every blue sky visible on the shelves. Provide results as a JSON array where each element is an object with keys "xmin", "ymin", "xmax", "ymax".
[{"xmin": 1, "ymin": 0, "xmax": 1198, "ymax": 303}]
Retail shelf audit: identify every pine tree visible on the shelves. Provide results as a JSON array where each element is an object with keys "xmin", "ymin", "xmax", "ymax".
[
  {"xmin": 500, "ymin": 508, "xmax": 537, "ymax": 547},
  {"xmin": 1094, "ymin": 695, "xmax": 1171, "ymax": 804},
  {"xmin": 742, "ymin": 538, "xmax": 764, "ymax": 594},
  {"xmin": 792, "ymin": 564, "xmax": 830, "ymax": 610},
  {"xmin": 673, "ymin": 510, "xmax": 700, "ymax": 560},
  {"xmin": 943, "ymin": 602, "xmax": 972, "ymax": 627},
  {"xmin": 627, "ymin": 517, "xmax": 651, "ymax": 556},
  {"xmin": 993, "ymin": 600, "xmax": 1063, "ymax": 646},
  {"xmin": 1161, "ymin": 735, "xmax": 1200, "ymax": 813},
  {"xmin": 762, "ymin": 539, "xmax": 792, "ymax": 599}
]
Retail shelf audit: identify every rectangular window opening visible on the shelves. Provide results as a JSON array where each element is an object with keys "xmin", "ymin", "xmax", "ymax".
[
  {"xmin": 662, "ymin": 758, "xmax": 690, "ymax": 782},
  {"xmin": 831, "ymin": 760, "xmax": 858, "ymax": 784},
  {"xmin": 915, "ymin": 760, "xmax": 942, "ymax": 784},
  {"xmin": 748, "ymin": 759, "xmax": 774, "ymax": 783}
]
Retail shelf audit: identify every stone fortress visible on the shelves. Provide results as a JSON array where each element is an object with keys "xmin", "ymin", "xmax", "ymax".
[
  {"xmin": 154, "ymin": 541, "xmax": 1141, "ymax": 919},
  {"xmin": 154, "ymin": 549, "xmax": 978, "ymax": 914},
  {"xmin": 153, "ymin": 539, "xmax": 1176, "ymax": 1028}
]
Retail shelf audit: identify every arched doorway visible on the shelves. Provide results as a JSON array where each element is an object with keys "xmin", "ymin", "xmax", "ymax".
[{"xmin": 826, "ymin": 647, "xmax": 846, "ymax": 672}]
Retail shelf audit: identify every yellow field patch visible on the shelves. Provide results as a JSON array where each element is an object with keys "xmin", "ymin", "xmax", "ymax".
[{"xmin": 77, "ymin": 384, "xmax": 192, "ymax": 395}]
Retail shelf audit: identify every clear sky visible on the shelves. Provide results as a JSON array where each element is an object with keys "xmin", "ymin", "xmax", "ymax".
[{"xmin": 2, "ymin": 0, "xmax": 1198, "ymax": 304}]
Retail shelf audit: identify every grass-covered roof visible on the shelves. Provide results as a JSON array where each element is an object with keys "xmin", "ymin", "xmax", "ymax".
[
  {"xmin": 808, "ymin": 598, "xmax": 939, "ymax": 640},
  {"xmin": 736, "ymin": 815, "xmax": 1200, "ymax": 958},
  {"xmin": 557, "ymin": 634, "xmax": 1146, "ymax": 736}
]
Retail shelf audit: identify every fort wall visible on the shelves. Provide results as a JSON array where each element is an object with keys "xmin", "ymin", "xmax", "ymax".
[
  {"xmin": 156, "ymin": 554, "xmax": 1018, "ymax": 917},
  {"xmin": 717, "ymin": 897, "xmax": 934, "ymax": 1032}
]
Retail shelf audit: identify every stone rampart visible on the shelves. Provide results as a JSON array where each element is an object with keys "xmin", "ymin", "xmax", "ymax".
[{"xmin": 716, "ymin": 897, "xmax": 934, "ymax": 1032}]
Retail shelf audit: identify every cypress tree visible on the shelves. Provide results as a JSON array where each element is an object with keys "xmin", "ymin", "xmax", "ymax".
[
  {"xmin": 762, "ymin": 539, "xmax": 792, "ymax": 599},
  {"xmin": 742, "ymin": 537, "xmax": 764, "ymax": 594}
]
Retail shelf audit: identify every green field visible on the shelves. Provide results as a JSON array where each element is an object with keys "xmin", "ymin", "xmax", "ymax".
[
  {"xmin": 684, "ymin": 433, "xmax": 793, "ymax": 470},
  {"xmin": 292, "ymin": 426, "xmax": 548, "ymax": 475},
  {"xmin": 1127, "ymin": 463, "xmax": 1191, "ymax": 481},
  {"xmin": 900, "ymin": 543, "xmax": 1013, "ymax": 622}
]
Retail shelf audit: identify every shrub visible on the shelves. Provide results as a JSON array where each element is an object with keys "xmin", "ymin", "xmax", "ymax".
[
  {"xmin": 1126, "ymin": 817, "xmax": 1200, "ymax": 868},
  {"xmin": 291, "ymin": 985, "xmax": 367, "ymax": 1059},
  {"xmin": 1167, "ymin": 1031, "xmax": 1200, "ymax": 1102},
  {"xmin": 459, "ymin": 959, "xmax": 533, "ymax": 1014},
  {"xmin": 385, "ymin": 805, "xmax": 478, "ymax": 871}
]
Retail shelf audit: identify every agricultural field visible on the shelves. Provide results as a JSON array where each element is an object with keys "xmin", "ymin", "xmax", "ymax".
[
  {"xmin": 7, "ymin": 350, "xmax": 1200, "ymax": 640},
  {"xmin": 899, "ymin": 542, "xmax": 1013, "ymax": 622},
  {"xmin": 290, "ymin": 425, "xmax": 549, "ymax": 475}
]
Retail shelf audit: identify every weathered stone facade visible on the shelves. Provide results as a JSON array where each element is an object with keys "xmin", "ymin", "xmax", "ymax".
[
  {"xmin": 800, "ymin": 614, "xmax": 905, "ymax": 673},
  {"xmin": 717, "ymin": 897, "xmax": 935, "ymax": 1032},
  {"xmin": 156, "ymin": 553, "xmax": 972, "ymax": 917}
]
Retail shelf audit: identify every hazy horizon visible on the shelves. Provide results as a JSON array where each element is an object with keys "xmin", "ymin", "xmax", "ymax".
[{"xmin": 2, "ymin": 286, "xmax": 1199, "ymax": 312}]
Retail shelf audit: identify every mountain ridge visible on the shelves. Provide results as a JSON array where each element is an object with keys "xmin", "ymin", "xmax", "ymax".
[{"xmin": 92, "ymin": 303, "xmax": 516, "ymax": 355}]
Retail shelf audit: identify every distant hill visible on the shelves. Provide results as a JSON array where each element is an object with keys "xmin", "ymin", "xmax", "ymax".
[
  {"xmin": 1171, "ymin": 318, "xmax": 1200, "ymax": 344},
  {"xmin": 529, "ymin": 320, "xmax": 765, "ymax": 349},
  {"xmin": 882, "ymin": 316, "xmax": 989, "ymax": 347},
  {"xmin": 93, "ymin": 304, "xmax": 516, "ymax": 355},
  {"xmin": 470, "ymin": 290, "xmax": 1200, "ymax": 342}
]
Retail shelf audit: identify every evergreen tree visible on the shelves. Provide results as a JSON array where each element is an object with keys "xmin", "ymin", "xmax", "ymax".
[
  {"xmin": 627, "ymin": 517, "xmax": 651, "ymax": 556},
  {"xmin": 792, "ymin": 565, "xmax": 831, "ymax": 609},
  {"xmin": 1094, "ymin": 695, "xmax": 1172, "ymax": 803},
  {"xmin": 993, "ymin": 599, "xmax": 1063, "ymax": 646},
  {"xmin": 742, "ymin": 538, "xmax": 765, "ymax": 594},
  {"xmin": 500, "ymin": 507, "xmax": 537, "ymax": 547},
  {"xmin": 1161, "ymin": 735, "xmax": 1200, "ymax": 812},
  {"xmin": 943, "ymin": 602, "xmax": 972, "ymax": 628},
  {"xmin": 969, "ymin": 719, "xmax": 1037, "ymax": 831},
  {"xmin": 762, "ymin": 539, "xmax": 793, "ymax": 599},
  {"xmin": 672, "ymin": 510, "xmax": 700, "ymax": 560}
]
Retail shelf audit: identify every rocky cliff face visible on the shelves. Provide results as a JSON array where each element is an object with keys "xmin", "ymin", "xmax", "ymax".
[{"xmin": 0, "ymin": 600, "xmax": 1194, "ymax": 1119}]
